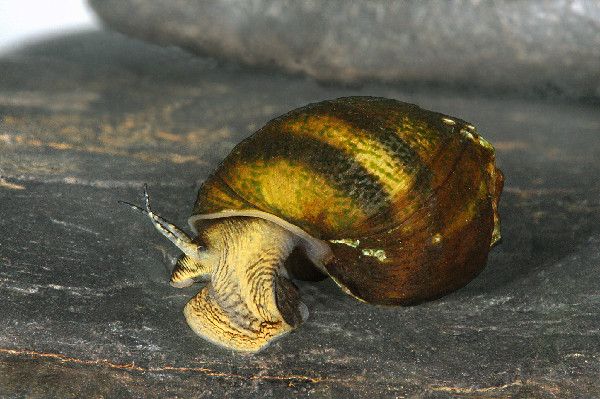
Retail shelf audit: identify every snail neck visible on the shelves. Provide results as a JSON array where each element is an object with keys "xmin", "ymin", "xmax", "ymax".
[
  {"xmin": 183, "ymin": 217, "xmax": 309, "ymax": 352},
  {"xmin": 189, "ymin": 209, "xmax": 334, "ymax": 273}
]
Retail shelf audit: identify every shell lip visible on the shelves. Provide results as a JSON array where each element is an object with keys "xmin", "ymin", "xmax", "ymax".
[{"xmin": 188, "ymin": 210, "xmax": 333, "ymax": 273}]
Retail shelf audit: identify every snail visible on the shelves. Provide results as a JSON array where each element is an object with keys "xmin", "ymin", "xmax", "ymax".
[{"xmin": 123, "ymin": 96, "xmax": 504, "ymax": 352}]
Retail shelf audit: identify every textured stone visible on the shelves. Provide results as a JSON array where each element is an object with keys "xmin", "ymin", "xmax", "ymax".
[
  {"xmin": 0, "ymin": 31, "xmax": 599, "ymax": 398},
  {"xmin": 89, "ymin": 0, "xmax": 600, "ymax": 100}
]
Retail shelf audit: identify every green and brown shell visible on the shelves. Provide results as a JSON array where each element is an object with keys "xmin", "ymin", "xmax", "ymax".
[{"xmin": 192, "ymin": 96, "xmax": 503, "ymax": 304}]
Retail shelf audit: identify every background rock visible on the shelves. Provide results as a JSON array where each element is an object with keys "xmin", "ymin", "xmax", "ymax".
[
  {"xmin": 0, "ymin": 31, "xmax": 599, "ymax": 398},
  {"xmin": 88, "ymin": 0, "xmax": 600, "ymax": 100}
]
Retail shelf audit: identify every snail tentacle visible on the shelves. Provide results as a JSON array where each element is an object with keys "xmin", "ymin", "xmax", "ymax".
[{"xmin": 120, "ymin": 185, "xmax": 207, "ymax": 262}]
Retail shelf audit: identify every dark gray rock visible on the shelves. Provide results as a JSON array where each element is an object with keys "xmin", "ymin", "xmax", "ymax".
[
  {"xmin": 88, "ymin": 0, "xmax": 600, "ymax": 100},
  {"xmin": 1, "ymin": 31, "xmax": 600, "ymax": 398}
]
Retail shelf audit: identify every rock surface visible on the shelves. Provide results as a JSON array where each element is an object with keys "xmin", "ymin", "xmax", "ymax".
[
  {"xmin": 88, "ymin": 0, "xmax": 600, "ymax": 100},
  {"xmin": 1, "ymin": 31, "xmax": 600, "ymax": 398}
]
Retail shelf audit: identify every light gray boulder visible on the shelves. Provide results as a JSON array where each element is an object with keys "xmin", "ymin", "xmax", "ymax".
[{"xmin": 89, "ymin": 0, "xmax": 600, "ymax": 98}]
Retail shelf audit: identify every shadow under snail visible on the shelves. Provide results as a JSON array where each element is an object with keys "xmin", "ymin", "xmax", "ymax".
[{"xmin": 123, "ymin": 96, "xmax": 504, "ymax": 352}]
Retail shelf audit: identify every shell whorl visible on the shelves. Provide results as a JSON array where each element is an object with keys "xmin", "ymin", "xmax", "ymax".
[{"xmin": 192, "ymin": 96, "xmax": 503, "ymax": 305}]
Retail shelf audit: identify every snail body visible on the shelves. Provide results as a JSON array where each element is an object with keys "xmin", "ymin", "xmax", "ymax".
[{"xmin": 129, "ymin": 96, "xmax": 503, "ymax": 352}]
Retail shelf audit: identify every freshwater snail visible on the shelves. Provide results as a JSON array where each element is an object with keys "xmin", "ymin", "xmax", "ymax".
[{"xmin": 123, "ymin": 96, "xmax": 504, "ymax": 352}]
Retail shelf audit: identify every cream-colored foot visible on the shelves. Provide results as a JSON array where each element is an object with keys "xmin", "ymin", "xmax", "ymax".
[
  {"xmin": 184, "ymin": 287, "xmax": 296, "ymax": 352},
  {"xmin": 183, "ymin": 217, "xmax": 308, "ymax": 352}
]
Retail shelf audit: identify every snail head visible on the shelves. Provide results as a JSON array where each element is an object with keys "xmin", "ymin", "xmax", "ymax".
[{"xmin": 121, "ymin": 185, "xmax": 317, "ymax": 351}]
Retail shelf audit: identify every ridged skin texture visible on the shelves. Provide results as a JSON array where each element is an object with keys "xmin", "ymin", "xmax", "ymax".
[
  {"xmin": 193, "ymin": 96, "xmax": 503, "ymax": 305},
  {"xmin": 183, "ymin": 217, "xmax": 304, "ymax": 352}
]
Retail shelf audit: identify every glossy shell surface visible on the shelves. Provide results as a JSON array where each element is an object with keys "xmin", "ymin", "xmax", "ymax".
[{"xmin": 191, "ymin": 96, "xmax": 503, "ymax": 305}]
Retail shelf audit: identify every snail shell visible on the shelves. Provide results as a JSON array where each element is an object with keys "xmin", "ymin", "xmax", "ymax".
[{"xmin": 131, "ymin": 96, "xmax": 503, "ymax": 352}]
